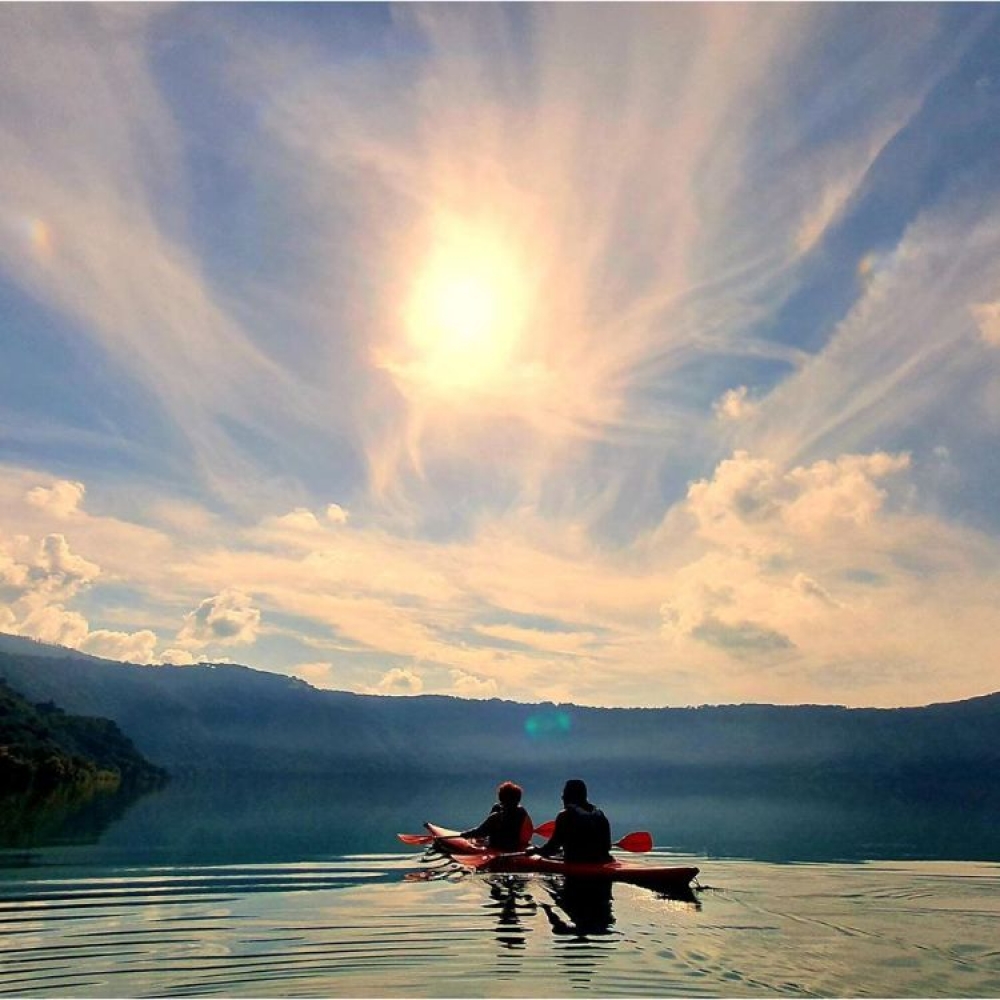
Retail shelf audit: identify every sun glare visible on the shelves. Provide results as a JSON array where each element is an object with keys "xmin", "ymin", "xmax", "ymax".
[{"xmin": 399, "ymin": 217, "xmax": 531, "ymax": 396}]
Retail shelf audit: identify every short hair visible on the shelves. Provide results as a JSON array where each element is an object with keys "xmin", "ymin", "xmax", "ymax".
[
  {"xmin": 562, "ymin": 778, "xmax": 588, "ymax": 804},
  {"xmin": 497, "ymin": 781, "xmax": 522, "ymax": 805}
]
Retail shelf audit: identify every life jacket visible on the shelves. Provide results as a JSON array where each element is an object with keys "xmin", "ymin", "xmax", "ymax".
[
  {"xmin": 561, "ymin": 803, "xmax": 612, "ymax": 863},
  {"xmin": 488, "ymin": 804, "xmax": 532, "ymax": 851}
]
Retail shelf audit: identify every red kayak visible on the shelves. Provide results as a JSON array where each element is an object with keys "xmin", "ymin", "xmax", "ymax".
[{"xmin": 421, "ymin": 823, "xmax": 699, "ymax": 892}]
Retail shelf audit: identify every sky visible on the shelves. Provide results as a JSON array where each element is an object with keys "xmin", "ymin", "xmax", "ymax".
[{"xmin": 2, "ymin": 4, "xmax": 1000, "ymax": 710}]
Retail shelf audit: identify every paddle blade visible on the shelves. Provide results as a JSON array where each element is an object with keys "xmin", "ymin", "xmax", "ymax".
[
  {"xmin": 397, "ymin": 833, "xmax": 434, "ymax": 845},
  {"xmin": 533, "ymin": 820, "xmax": 556, "ymax": 840},
  {"xmin": 615, "ymin": 831, "xmax": 653, "ymax": 853},
  {"xmin": 449, "ymin": 852, "xmax": 495, "ymax": 869}
]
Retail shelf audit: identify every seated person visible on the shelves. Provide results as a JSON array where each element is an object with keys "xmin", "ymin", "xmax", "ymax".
[
  {"xmin": 535, "ymin": 778, "xmax": 612, "ymax": 863},
  {"xmin": 461, "ymin": 780, "xmax": 533, "ymax": 851}
]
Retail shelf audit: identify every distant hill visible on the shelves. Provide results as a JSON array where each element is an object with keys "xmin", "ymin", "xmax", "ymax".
[
  {"xmin": 0, "ymin": 675, "xmax": 167, "ymax": 796},
  {"xmin": 1, "ymin": 639, "xmax": 998, "ymax": 798},
  {"xmin": 0, "ymin": 632, "xmax": 104, "ymax": 662}
]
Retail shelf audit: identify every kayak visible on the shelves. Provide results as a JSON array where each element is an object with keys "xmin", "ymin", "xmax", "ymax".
[
  {"xmin": 422, "ymin": 823, "xmax": 700, "ymax": 892},
  {"xmin": 423, "ymin": 823, "xmax": 493, "ymax": 854}
]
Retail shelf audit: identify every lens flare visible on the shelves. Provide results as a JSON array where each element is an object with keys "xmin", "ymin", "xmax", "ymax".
[{"xmin": 524, "ymin": 710, "xmax": 572, "ymax": 739}]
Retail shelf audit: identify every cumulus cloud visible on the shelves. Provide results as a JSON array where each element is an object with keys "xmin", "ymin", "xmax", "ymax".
[
  {"xmin": 659, "ymin": 449, "xmax": 916, "ymax": 675},
  {"xmin": 156, "ymin": 648, "xmax": 197, "ymax": 666},
  {"xmin": 687, "ymin": 450, "xmax": 910, "ymax": 545},
  {"xmin": 16, "ymin": 604, "xmax": 89, "ymax": 647},
  {"xmin": 326, "ymin": 504, "xmax": 349, "ymax": 525},
  {"xmin": 0, "ymin": 532, "xmax": 99, "ymax": 612},
  {"xmin": 450, "ymin": 670, "xmax": 500, "ymax": 699},
  {"xmin": 26, "ymin": 480, "xmax": 86, "ymax": 518},
  {"xmin": 714, "ymin": 386, "xmax": 759, "ymax": 422},
  {"xmin": 372, "ymin": 667, "xmax": 424, "ymax": 695},
  {"xmin": 80, "ymin": 628, "xmax": 158, "ymax": 664},
  {"xmin": 34, "ymin": 533, "xmax": 101, "ymax": 589},
  {"xmin": 0, "ymin": 530, "xmax": 165, "ymax": 660},
  {"xmin": 177, "ymin": 589, "xmax": 261, "ymax": 648}
]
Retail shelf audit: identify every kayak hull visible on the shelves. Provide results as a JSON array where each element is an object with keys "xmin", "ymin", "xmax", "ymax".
[
  {"xmin": 424, "ymin": 822, "xmax": 699, "ymax": 891},
  {"xmin": 457, "ymin": 852, "xmax": 699, "ymax": 890},
  {"xmin": 424, "ymin": 823, "xmax": 486, "ymax": 854}
]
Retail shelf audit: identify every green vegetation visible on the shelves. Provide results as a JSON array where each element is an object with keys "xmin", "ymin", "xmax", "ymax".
[{"xmin": 0, "ymin": 676, "xmax": 166, "ymax": 797}]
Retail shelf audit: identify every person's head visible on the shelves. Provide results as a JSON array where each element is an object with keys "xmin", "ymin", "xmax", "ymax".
[
  {"xmin": 497, "ymin": 780, "xmax": 523, "ymax": 806},
  {"xmin": 562, "ymin": 778, "xmax": 588, "ymax": 805}
]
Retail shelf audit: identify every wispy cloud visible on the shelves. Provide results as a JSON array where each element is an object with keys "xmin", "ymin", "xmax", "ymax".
[{"xmin": 2, "ymin": 5, "xmax": 1000, "ymax": 707}]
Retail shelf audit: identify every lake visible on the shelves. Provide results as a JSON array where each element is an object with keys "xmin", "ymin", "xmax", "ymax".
[{"xmin": 2, "ymin": 774, "xmax": 1000, "ymax": 998}]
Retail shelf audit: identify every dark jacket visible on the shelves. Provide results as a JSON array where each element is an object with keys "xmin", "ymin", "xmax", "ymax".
[
  {"xmin": 461, "ymin": 803, "xmax": 533, "ymax": 851},
  {"xmin": 537, "ymin": 802, "xmax": 612, "ymax": 863}
]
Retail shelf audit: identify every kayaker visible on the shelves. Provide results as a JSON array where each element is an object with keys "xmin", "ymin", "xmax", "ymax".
[
  {"xmin": 533, "ymin": 778, "xmax": 612, "ymax": 864},
  {"xmin": 460, "ymin": 780, "xmax": 533, "ymax": 851}
]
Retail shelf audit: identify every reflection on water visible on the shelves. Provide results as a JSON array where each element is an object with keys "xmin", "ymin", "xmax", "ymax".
[
  {"xmin": 539, "ymin": 876, "xmax": 616, "ymax": 937},
  {"xmin": 3, "ymin": 854, "xmax": 999, "ymax": 998},
  {"xmin": 0, "ymin": 782, "xmax": 152, "ymax": 850},
  {"xmin": 9, "ymin": 770, "xmax": 1000, "ymax": 866},
  {"xmin": 11, "ymin": 775, "xmax": 1000, "ymax": 864},
  {"xmin": 4, "ymin": 774, "xmax": 1000, "ymax": 995}
]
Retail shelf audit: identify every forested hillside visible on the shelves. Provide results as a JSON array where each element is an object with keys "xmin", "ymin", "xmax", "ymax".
[
  {"xmin": 0, "ymin": 676, "xmax": 166, "ymax": 795},
  {"xmin": 1, "ymin": 643, "xmax": 998, "ymax": 799}
]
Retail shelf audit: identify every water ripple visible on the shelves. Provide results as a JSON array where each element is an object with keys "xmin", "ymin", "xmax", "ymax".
[{"xmin": 2, "ymin": 857, "xmax": 1000, "ymax": 997}]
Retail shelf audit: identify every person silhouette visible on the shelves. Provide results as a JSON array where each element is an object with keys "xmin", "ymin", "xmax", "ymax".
[
  {"xmin": 534, "ymin": 779, "xmax": 612, "ymax": 863},
  {"xmin": 460, "ymin": 780, "xmax": 533, "ymax": 851}
]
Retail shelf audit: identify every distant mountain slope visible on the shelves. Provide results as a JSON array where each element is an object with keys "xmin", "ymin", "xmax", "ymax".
[
  {"xmin": 1, "ymin": 640, "xmax": 998, "ymax": 794},
  {"xmin": 0, "ymin": 633, "xmax": 105, "ymax": 662},
  {"xmin": 0, "ymin": 676, "xmax": 166, "ymax": 795}
]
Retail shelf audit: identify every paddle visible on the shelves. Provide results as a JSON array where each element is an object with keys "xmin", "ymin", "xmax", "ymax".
[
  {"xmin": 532, "ymin": 823, "xmax": 653, "ymax": 854},
  {"xmin": 451, "ymin": 830, "xmax": 653, "ymax": 867},
  {"xmin": 397, "ymin": 833, "xmax": 435, "ymax": 845},
  {"xmin": 399, "ymin": 821, "xmax": 539, "ymax": 847}
]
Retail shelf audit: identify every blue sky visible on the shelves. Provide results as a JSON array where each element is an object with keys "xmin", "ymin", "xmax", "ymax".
[{"xmin": 2, "ymin": 4, "xmax": 1000, "ymax": 708}]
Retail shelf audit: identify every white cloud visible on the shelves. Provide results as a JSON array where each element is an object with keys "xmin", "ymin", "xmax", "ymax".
[
  {"xmin": 686, "ymin": 450, "xmax": 910, "ymax": 545},
  {"xmin": 0, "ymin": 528, "xmax": 170, "ymax": 661},
  {"xmin": 372, "ymin": 667, "xmax": 424, "ymax": 695},
  {"xmin": 326, "ymin": 504, "xmax": 349, "ymax": 525},
  {"xmin": 17, "ymin": 604, "xmax": 90, "ymax": 647},
  {"xmin": 156, "ymin": 648, "xmax": 197, "ymax": 666},
  {"xmin": 972, "ymin": 301, "xmax": 1000, "ymax": 346},
  {"xmin": 0, "ymin": 532, "xmax": 100, "ymax": 611},
  {"xmin": 34, "ymin": 533, "xmax": 101, "ymax": 589},
  {"xmin": 80, "ymin": 628, "xmax": 158, "ymax": 664},
  {"xmin": 177, "ymin": 589, "xmax": 261, "ymax": 648},
  {"xmin": 714, "ymin": 386, "xmax": 758, "ymax": 422},
  {"xmin": 26, "ymin": 480, "xmax": 86, "ymax": 518},
  {"xmin": 783, "ymin": 453, "xmax": 911, "ymax": 533},
  {"xmin": 450, "ymin": 670, "xmax": 499, "ymax": 699},
  {"xmin": 273, "ymin": 508, "xmax": 321, "ymax": 531}
]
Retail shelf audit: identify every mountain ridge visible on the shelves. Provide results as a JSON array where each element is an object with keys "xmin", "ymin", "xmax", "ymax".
[{"xmin": 1, "ymin": 636, "xmax": 998, "ymax": 797}]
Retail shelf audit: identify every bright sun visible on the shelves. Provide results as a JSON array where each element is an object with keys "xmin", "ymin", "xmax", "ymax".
[{"xmin": 401, "ymin": 217, "xmax": 531, "ymax": 395}]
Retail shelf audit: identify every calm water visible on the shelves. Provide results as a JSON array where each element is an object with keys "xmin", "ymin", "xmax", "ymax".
[{"xmin": 2, "ymin": 775, "xmax": 1000, "ymax": 998}]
